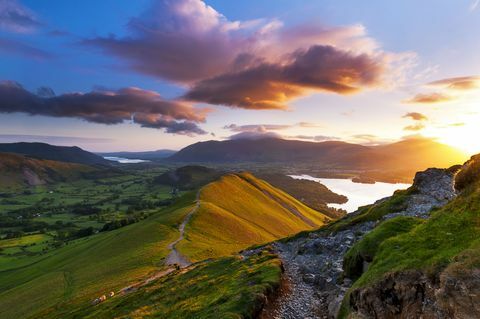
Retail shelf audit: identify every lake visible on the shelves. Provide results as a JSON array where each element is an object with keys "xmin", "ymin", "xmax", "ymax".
[
  {"xmin": 103, "ymin": 156, "xmax": 149, "ymax": 164},
  {"xmin": 289, "ymin": 175, "xmax": 411, "ymax": 213}
]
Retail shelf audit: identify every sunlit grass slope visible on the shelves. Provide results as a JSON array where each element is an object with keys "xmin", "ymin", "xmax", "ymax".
[
  {"xmin": 52, "ymin": 251, "xmax": 282, "ymax": 319},
  {"xmin": 178, "ymin": 172, "xmax": 331, "ymax": 261},
  {"xmin": 0, "ymin": 192, "xmax": 196, "ymax": 319}
]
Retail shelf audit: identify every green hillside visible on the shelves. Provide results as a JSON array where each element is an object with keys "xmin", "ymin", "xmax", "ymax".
[
  {"xmin": 178, "ymin": 172, "xmax": 331, "ymax": 261},
  {"xmin": 0, "ymin": 193, "xmax": 196, "ymax": 319}
]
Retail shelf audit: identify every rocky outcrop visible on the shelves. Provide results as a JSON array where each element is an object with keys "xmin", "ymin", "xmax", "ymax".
[{"xmin": 384, "ymin": 168, "xmax": 456, "ymax": 220}]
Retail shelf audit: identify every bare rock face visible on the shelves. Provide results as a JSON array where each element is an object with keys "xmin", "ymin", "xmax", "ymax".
[{"xmin": 348, "ymin": 267, "xmax": 480, "ymax": 319}]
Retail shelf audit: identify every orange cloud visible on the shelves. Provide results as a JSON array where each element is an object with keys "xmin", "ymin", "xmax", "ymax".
[
  {"xmin": 428, "ymin": 76, "xmax": 480, "ymax": 91},
  {"xmin": 403, "ymin": 92, "xmax": 453, "ymax": 104},
  {"xmin": 403, "ymin": 112, "xmax": 428, "ymax": 121},
  {"xmin": 404, "ymin": 123, "xmax": 425, "ymax": 131}
]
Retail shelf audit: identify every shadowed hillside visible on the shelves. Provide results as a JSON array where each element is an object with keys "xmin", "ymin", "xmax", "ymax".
[
  {"xmin": 0, "ymin": 153, "xmax": 95, "ymax": 190},
  {"xmin": 0, "ymin": 142, "xmax": 110, "ymax": 166}
]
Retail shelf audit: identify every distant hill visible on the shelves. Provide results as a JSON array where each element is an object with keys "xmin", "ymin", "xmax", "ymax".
[
  {"xmin": 153, "ymin": 165, "xmax": 224, "ymax": 190},
  {"xmin": 99, "ymin": 149, "xmax": 176, "ymax": 160},
  {"xmin": 169, "ymin": 138, "xmax": 370, "ymax": 166},
  {"xmin": 177, "ymin": 172, "xmax": 331, "ymax": 261},
  {"xmin": 0, "ymin": 153, "xmax": 95, "ymax": 190},
  {"xmin": 0, "ymin": 142, "xmax": 110, "ymax": 166},
  {"xmin": 168, "ymin": 138, "xmax": 467, "ymax": 181}
]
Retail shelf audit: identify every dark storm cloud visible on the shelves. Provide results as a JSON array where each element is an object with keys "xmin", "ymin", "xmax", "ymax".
[{"xmin": 0, "ymin": 81, "xmax": 208, "ymax": 135}]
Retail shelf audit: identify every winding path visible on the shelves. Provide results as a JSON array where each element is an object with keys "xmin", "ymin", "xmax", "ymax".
[
  {"xmin": 165, "ymin": 190, "xmax": 201, "ymax": 268},
  {"xmin": 116, "ymin": 191, "xmax": 201, "ymax": 297}
]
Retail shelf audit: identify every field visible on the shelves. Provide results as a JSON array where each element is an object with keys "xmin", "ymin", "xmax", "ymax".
[{"xmin": 0, "ymin": 165, "xmax": 178, "ymax": 263}]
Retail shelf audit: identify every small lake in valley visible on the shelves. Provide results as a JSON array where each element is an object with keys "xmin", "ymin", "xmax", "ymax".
[
  {"xmin": 104, "ymin": 156, "xmax": 150, "ymax": 164},
  {"xmin": 289, "ymin": 175, "xmax": 411, "ymax": 213}
]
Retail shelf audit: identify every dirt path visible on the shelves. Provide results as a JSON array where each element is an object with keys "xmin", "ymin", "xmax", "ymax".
[{"xmin": 165, "ymin": 190, "xmax": 201, "ymax": 268}]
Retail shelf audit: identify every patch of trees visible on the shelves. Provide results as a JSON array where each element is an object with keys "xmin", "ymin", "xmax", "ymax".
[
  {"xmin": 101, "ymin": 212, "xmax": 150, "ymax": 232},
  {"xmin": 71, "ymin": 205, "xmax": 101, "ymax": 215},
  {"xmin": 122, "ymin": 197, "xmax": 173, "ymax": 213}
]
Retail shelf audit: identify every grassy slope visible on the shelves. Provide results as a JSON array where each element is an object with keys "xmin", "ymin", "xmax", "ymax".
[
  {"xmin": 342, "ymin": 216, "xmax": 423, "ymax": 280},
  {"xmin": 178, "ymin": 172, "xmax": 330, "ymax": 261},
  {"xmin": 0, "ymin": 192, "xmax": 196, "ymax": 319},
  {"xmin": 51, "ymin": 251, "xmax": 282, "ymax": 319},
  {"xmin": 352, "ymin": 184, "xmax": 480, "ymax": 287}
]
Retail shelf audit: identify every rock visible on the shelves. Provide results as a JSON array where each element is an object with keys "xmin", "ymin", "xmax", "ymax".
[{"xmin": 303, "ymin": 273, "xmax": 316, "ymax": 284}]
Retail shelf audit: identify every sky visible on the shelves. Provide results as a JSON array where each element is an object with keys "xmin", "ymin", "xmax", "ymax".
[{"xmin": 0, "ymin": 0, "xmax": 479, "ymax": 153}]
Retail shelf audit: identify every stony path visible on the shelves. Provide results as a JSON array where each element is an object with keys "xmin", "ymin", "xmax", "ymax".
[
  {"xmin": 266, "ymin": 222, "xmax": 374, "ymax": 319},
  {"xmin": 165, "ymin": 190, "xmax": 201, "ymax": 268}
]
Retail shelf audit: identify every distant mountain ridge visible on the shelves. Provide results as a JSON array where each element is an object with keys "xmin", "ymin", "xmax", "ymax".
[
  {"xmin": 168, "ymin": 138, "xmax": 467, "ymax": 178},
  {"xmin": 0, "ymin": 142, "xmax": 110, "ymax": 166}
]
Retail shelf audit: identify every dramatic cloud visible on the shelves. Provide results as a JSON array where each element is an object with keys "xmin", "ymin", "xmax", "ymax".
[
  {"xmin": 85, "ymin": 0, "xmax": 410, "ymax": 109},
  {"xmin": 0, "ymin": 81, "xmax": 208, "ymax": 135},
  {"xmin": 0, "ymin": 37, "xmax": 52, "ymax": 60},
  {"xmin": 404, "ymin": 123, "xmax": 425, "ymax": 131},
  {"xmin": 403, "ymin": 92, "xmax": 453, "ymax": 104},
  {"xmin": 83, "ymin": 0, "xmax": 255, "ymax": 82},
  {"xmin": 0, "ymin": 0, "xmax": 41, "ymax": 33},
  {"xmin": 185, "ymin": 45, "xmax": 386, "ymax": 109},
  {"xmin": 403, "ymin": 112, "xmax": 428, "ymax": 121},
  {"xmin": 428, "ymin": 76, "xmax": 480, "ymax": 91}
]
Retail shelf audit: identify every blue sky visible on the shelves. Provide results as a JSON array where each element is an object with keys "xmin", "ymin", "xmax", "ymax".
[{"xmin": 1, "ymin": 0, "xmax": 479, "ymax": 153}]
